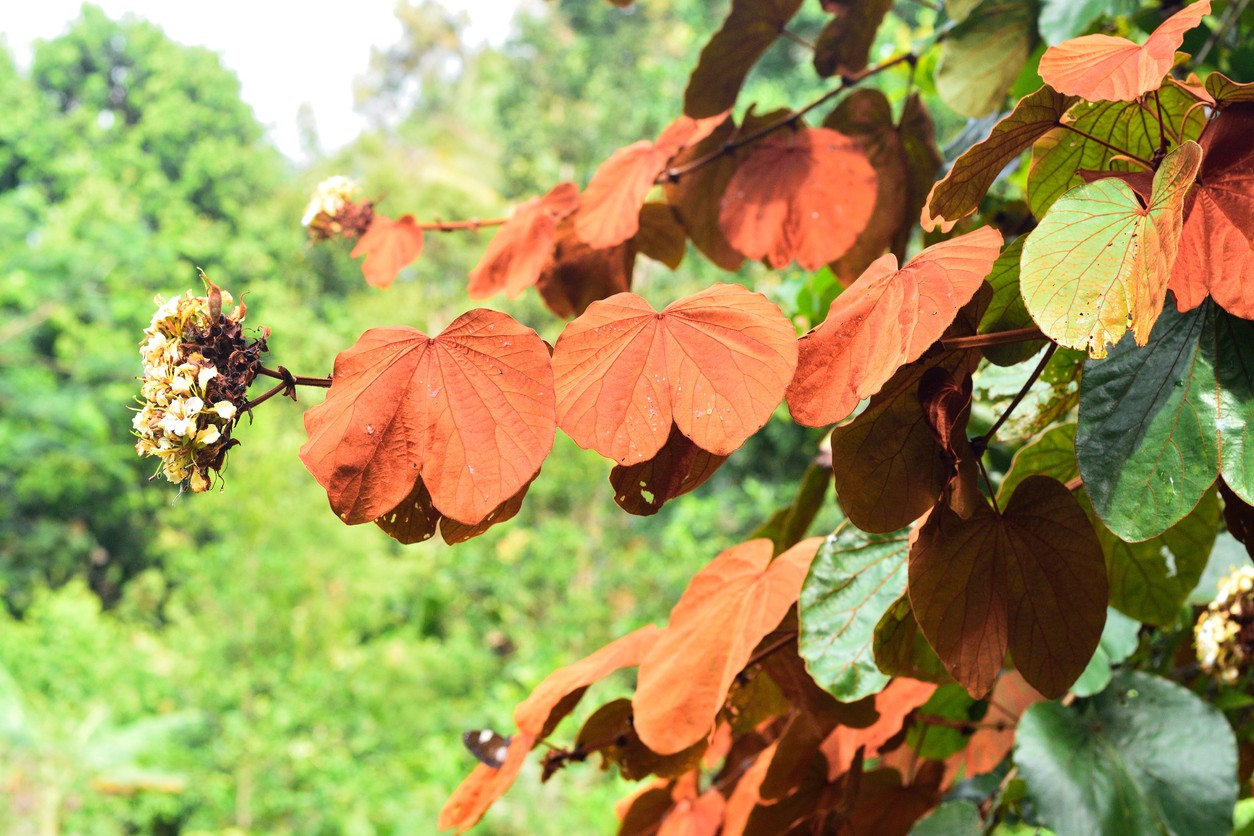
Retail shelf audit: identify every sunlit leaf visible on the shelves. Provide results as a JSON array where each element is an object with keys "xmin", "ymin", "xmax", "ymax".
[
  {"xmin": 1020, "ymin": 141, "xmax": 1201, "ymax": 358},
  {"xmin": 935, "ymin": 0, "xmax": 1037, "ymax": 118},
  {"xmin": 300, "ymin": 311, "xmax": 555, "ymax": 527},
  {"xmin": 1205, "ymin": 71, "xmax": 1254, "ymax": 106},
  {"xmin": 720, "ymin": 126, "xmax": 877, "ymax": 270},
  {"xmin": 467, "ymin": 183, "xmax": 579, "ymax": 299},
  {"xmin": 683, "ymin": 0, "xmax": 804, "ymax": 118},
  {"xmin": 553, "ymin": 284, "xmax": 797, "ymax": 463},
  {"xmin": 350, "ymin": 214, "xmax": 424, "ymax": 289},
  {"xmin": 1038, "ymin": 0, "xmax": 1211, "ymax": 102},
  {"xmin": 787, "ymin": 227, "xmax": 1001, "ymax": 427},
  {"xmin": 633, "ymin": 538, "xmax": 822, "ymax": 754}
]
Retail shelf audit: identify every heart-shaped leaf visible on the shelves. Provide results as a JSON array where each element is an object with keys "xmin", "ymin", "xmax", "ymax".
[
  {"xmin": 683, "ymin": 0, "xmax": 804, "ymax": 118},
  {"xmin": 719, "ymin": 126, "xmax": 877, "ymax": 270},
  {"xmin": 934, "ymin": 0, "xmax": 1037, "ymax": 118},
  {"xmin": 787, "ymin": 226, "xmax": 1002, "ymax": 427},
  {"xmin": 813, "ymin": 0, "xmax": 892, "ymax": 77},
  {"xmin": 350, "ymin": 214, "xmax": 425, "ymax": 289},
  {"xmin": 608, "ymin": 425, "xmax": 728, "ymax": 515},
  {"xmin": 1020, "ymin": 141, "xmax": 1201, "ymax": 358},
  {"xmin": 467, "ymin": 182, "xmax": 580, "ymax": 299},
  {"xmin": 300, "ymin": 310, "xmax": 556, "ymax": 526},
  {"xmin": 910, "ymin": 475, "xmax": 1108, "ymax": 697},
  {"xmin": 535, "ymin": 219, "xmax": 635, "ymax": 319},
  {"xmin": 553, "ymin": 284, "xmax": 797, "ymax": 463},
  {"xmin": 633, "ymin": 538, "xmax": 822, "ymax": 754},
  {"xmin": 1038, "ymin": 0, "xmax": 1211, "ymax": 102}
]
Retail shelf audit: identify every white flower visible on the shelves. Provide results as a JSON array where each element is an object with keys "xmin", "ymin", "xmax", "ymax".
[{"xmin": 301, "ymin": 175, "xmax": 361, "ymax": 226}]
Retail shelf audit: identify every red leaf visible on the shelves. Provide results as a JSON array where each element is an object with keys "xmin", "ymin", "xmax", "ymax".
[
  {"xmin": 943, "ymin": 671, "xmax": 1043, "ymax": 787},
  {"xmin": 577, "ymin": 114, "xmax": 728, "ymax": 249},
  {"xmin": 514, "ymin": 625, "xmax": 662, "ymax": 736},
  {"xmin": 633, "ymin": 538, "xmax": 823, "ymax": 754},
  {"xmin": 467, "ymin": 183, "xmax": 580, "ymax": 299},
  {"xmin": 610, "ymin": 425, "xmax": 729, "ymax": 515},
  {"xmin": 684, "ymin": 0, "xmax": 805, "ymax": 118},
  {"xmin": 820, "ymin": 678, "xmax": 937, "ymax": 779},
  {"xmin": 437, "ymin": 730, "xmax": 536, "ymax": 833},
  {"xmin": 1038, "ymin": 0, "xmax": 1211, "ymax": 102},
  {"xmin": 720, "ymin": 126, "xmax": 877, "ymax": 270},
  {"xmin": 350, "ymin": 214, "xmax": 425, "ymax": 289},
  {"xmin": 787, "ymin": 227, "xmax": 1002, "ymax": 427},
  {"xmin": 536, "ymin": 218, "xmax": 635, "ymax": 319},
  {"xmin": 553, "ymin": 284, "xmax": 798, "ymax": 463},
  {"xmin": 1169, "ymin": 103, "xmax": 1254, "ymax": 319},
  {"xmin": 299, "ymin": 311, "xmax": 555, "ymax": 527},
  {"xmin": 909, "ymin": 476, "xmax": 1108, "ymax": 698},
  {"xmin": 722, "ymin": 741, "xmax": 776, "ymax": 836}
]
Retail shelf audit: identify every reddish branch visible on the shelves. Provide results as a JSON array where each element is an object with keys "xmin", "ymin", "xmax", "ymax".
[
  {"xmin": 245, "ymin": 365, "xmax": 333, "ymax": 410},
  {"xmin": 417, "ymin": 217, "xmax": 506, "ymax": 232}
]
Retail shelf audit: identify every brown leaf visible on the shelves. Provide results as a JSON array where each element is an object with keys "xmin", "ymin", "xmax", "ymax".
[
  {"xmin": 922, "ymin": 86, "xmax": 1075, "ymax": 232},
  {"xmin": 720, "ymin": 126, "xmax": 877, "ymax": 269},
  {"xmin": 787, "ymin": 226, "xmax": 1002, "ymax": 427},
  {"xmin": 897, "ymin": 94, "xmax": 944, "ymax": 257},
  {"xmin": 633, "ymin": 538, "xmax": 823, "ymax": 754},
  {"xmin": 909, "ymin": 475, "xmax": 1108, "ymax": 698},
  {"xmin": 350, "ymin": 214, "xmax": 425, "ymax": 288},
  {"xmin": 536, "ymin": 218, "xmax": 635, "ymax": 318},
  {"xmin": 619, "ymin": 782, "xmax": 676, "ymax": 836},
  {"xmin": 467, "ymin": 182, "xmax": 580, "ymax": 299},
  {"xmin": 721, "ymin": 742, "xmax": 776, "ymax": 836},
  {"xmin": 844, "ymin": 764, "xmax": 944, "ymax": 836},
  {"xmin": 917, "ymin": 367, "xmax": 982, "ymax": 518},
  {"xmin": 610, "ymin": 425, "xmax": 729, "ymax": 515},
  {"xmin": 684, "ymin": 0, "xmax": 805, "ymax": 118},
  {"xmin": 820, "ymin": 678, "xmax": 936, "ymax": 779},
  {"xmin": 813, "ymin": 0, "xmax": 892, "ymax": 77},
  {"xmin": 635, "ymin": 202, "xmax": 687, "ymax": 269},
  {"xmin": 375, "ymin": 470, "xmax": 537, "ymax": 545},
  {"xmin": 872, "ymin": 593, "xmax": 951, "ymax": 683},
  {"xmin": 299, "ymin": 311, "xmax": 555, "ymax": 527},
  {"xmin": 577, "ymin": 699, "xmax": 706, "ymax": 781},
  {"xmin": 553, "ymin": 284, "xmax": 798, "ymax": 463},
  {"xmin": 1220, "ymin": 481, "xmax": 1254, "ymax": 560},
  {"xmin": 577, "ymin": 114, "xmax": 728, "ymax": 249}
]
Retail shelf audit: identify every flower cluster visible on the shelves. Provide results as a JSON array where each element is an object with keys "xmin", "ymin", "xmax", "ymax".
[
  {"xmin": 133, "ymin": 280, "xmax": 260, "ymax": 492},
  {"xmin": 301, "ymin": 175, "xmax": 373, "ymax": 241},
  {"xmin": 1195, "ymin": 565, "xmax": 1254, "ymax": 684}
]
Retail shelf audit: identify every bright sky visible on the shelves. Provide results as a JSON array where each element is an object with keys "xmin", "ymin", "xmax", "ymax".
[{"xmin": 0, "ymin": 1, "xmax": 518, "ymax": 161}]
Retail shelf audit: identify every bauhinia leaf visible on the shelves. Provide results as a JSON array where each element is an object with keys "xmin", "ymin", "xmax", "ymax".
[
  {"xmin": 535, "ymin": 218, "xmax": 635, "ymax": 319},
  {"xmin": 553, "ymin": 284, "xmax": 797, "ymax": 463},
  {"xmin": 873, "ymin": 594, "xmax": 950, "ymax": 683},
  {"xmin": 787, "ymin": 226, "xmax": 1002, "ymax": 427},
  {"xmin": 576, "ymin": 114, "xmax": 728, "ymax": 249},
  {"xmin": 1038, "ymin": 0, "xmax": 1211, "ymax": 102},
  {"xmin": 1020, "ymin": 141, "xmax": 1201, "ymax": 358},
  {"xmin": 350, "ymin": 214, "xmax": 425, "ymax": 289},
  {"xmin": 1206, "ymin": 71, "xmax": 1254, "ymax": 106},
  {"xmin": 798, "ymin": 524, "xmax": 910, "ymax": 701},
  {"xmin": 609, "ymin": 425, "xmax": 728, "ymax": 516},
  {"xmin": 377, "ymin": 469, "xmax": 537, "ymax": 546},
  {"xmin": 812, "ymin": 0, "xmax": 892, "ymax": 78},
  {"xmin": 943, "ymin": 671, "xmax": 1043, "ymax": 783},
  {"xmin": 1170, "ymin": 104, "xmax": 1254, "ymax": 319},
  {"xmin": 1077, "ymin": 299, "xmax": 1254, "ymax": 541},
  {"xmin": 634, "ymin": 202, "xmax": 687, "ymax": 270},
  {"xmin": 934, "ymin": 0, "xmax": 1037, "ymax": 118},
  {"xmin": 922, "ymin": 85, "xmax": 1075, "ymax": 232},
  {"xmin": 909, "ymin": 475, "xmax": 1108, "ymax": 698},
  {"xmin": 978, "ymin": 237, "xmax": 1047, "ymax": 366},
  {"xmin": 577, "ymin": 700, "xmax": 706, "ymax": 781},
  {"xmin": 633, "ymin": 538, "xmax": 823, "ymax": 755},
  {"xmin": 820, "ymin": 678, "xmax": 937, "ymax": 776},
  {"xmin": 300, "ymin": 311, "xmax": 555, "ymax": 527},
  {"xmin": 467, "ymin": 182, "xmax": 580, "ymax": 299},
  {"xmin": 1015, "ymin": 670, "xmax": 1237, "ymax": 836},
  {"xmin": 719, "ymin": 126, "xmax": 877, "ymax": 270},
  {"xmin": 683, "ymin": 0, "xmax": 804, "ymax": 118}
]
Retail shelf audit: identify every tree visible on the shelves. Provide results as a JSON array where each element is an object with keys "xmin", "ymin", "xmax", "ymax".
[{"xmin": 135, "ymin": 0, "xmax": 1254, "ymax": 833}]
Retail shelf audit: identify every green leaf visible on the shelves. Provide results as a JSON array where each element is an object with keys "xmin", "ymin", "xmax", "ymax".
[
  {"xmin": 1234, "ymin": 798, "xmax": 1254, "ymax": 836},
  {"xmin": 910, "ymin": 800, "xmax": 983, "ymax": 835},
  {"xmin": 1038, "ymin": 0, "xmax": 1139, "ymax": 46},
  {"xmin": 979, "ymin": 236, "xmax": 1047, "ymax": 366},
  {"xmin": 998, "ymin": 422, "xmax": 1077, "ymax": 504},
  {"xmin": 1070, "ymin": 608, "xmax": 1139, "ymax": 697},
  {"xmin": 936, "ymin": 0, "xmax": 1038, "ymax": 119},
  {"xmin": 1021, "ymin": 141, "xmax": 1201, "ymax": 358},
  {"xmin": 1078, "ymin": 301, "xmax": 1254, "ymax": 541},
  {"xmin": 1027, "ymin": 84, "xmax": 1205, "ymax": 219},
  {"xmin": 799, "ymin": 524, "xmax": 909, "ymax": 701},
  {"xmin": 873, "ymin": 593, "xmax": 950, "ymax": 683},
  {"xmin": 908, "ymin": 683, "xmax": 976, "ymax": 759},
  {"xmin": 1015, "ymin": 671, "xmax": 1238, "ymax": 836}
]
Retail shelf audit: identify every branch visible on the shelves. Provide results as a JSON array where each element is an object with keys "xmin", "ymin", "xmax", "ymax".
[
  {"xmin": 1195, "ymin": 0, "xmax": 1250, "ymax": 67},
  {"xmin": 244, "ymin": 365, "xmax": 333, "ymax": 411},
  {"xmin": 416, "ymin": 217, "xmax": 506, "ymax": 233},
  {"xmin": 939, "ymin": 327, "xmax": 1045, "ymax": 352},
  {"xmin": 976, "ymin": 343, "xmax": 1057, "ymax": 448}
]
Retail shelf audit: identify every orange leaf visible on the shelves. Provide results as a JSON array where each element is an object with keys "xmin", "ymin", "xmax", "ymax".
[
  {"xmin": 633, "ymin": 538, "xmax": 823, "ymax": 754},
  {"xmin": 657, "ymin": 789, "xmax": 726, "ymax": 836},
  {"xmin": 684, "ymin": 0, "xmax": 804, "ymax": 118},
  {"xmin": 722, "ymin": 742, "xmax": 776, "ymax": 836},
  {"xmin": 535, "ymin": 218, "xmax": 635, "ymax": 319},
  {"xmin": 576, "ymin": 114, "xmax": 727, "ymax": 249},
  {"xmin": 514, "ymin": 625, "xmax": 662, "ymax": 736},
  {"xmin": 909, "ymin": 476, "xmax": 1108, "ymax": 698},
  {"xmin": 437, "ymin": 730, "xmax": 536, "ymax": 833},
  {"xmin": 720, "ymin": 126, "xmax": 877, "ymax": 270},
  {"xmin": 553, "ymin": 284, "xmax": 798, "ymax": 463},
  {"xmin": 467, "ymin": 183, "xmax": 579, "ymax": 299},
  {"xmin": 1169, "ymin": 103, "xmax": 1254, "ymax": 319},
  {"xmin": 1038, "ymin": 1, "xmax": 1210, "ymax": 102},
  {"xmin": 943, "ymin": 670, "xmax": 1043, "ymax": 787},
  {"xmin": 787, "ymin": 227, "xmax": 1002, "ymax": 427},
  {"xmin": 299, "ymin": 311, "xmax": 555, "ymax": 527},
  {"xmin": 922, "ymin": 85, "xmax": 1075, "ymax": 233},
  {"xmin": 820, "ymin": 678, "xmax": 936, "ymax": 779},
  {"xmin": 609, "ymin": 425, "xmax": 728, "ymax": 515},
  {"xmin": 350, "ymin": 214, "xmax": 425, "ymax": 289}
]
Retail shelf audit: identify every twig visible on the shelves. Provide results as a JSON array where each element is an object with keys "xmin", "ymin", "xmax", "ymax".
[
  {"xmin": 976, "ymin": 456, "xmax": 1001, "ymax": 514},
  {"xmin": 976, "ymin": 343, "xmax": 1057, "ymax": 447},
  {"xmin": 418, "ymin": 217, "xmax": 506, "ymax": 233},
  {"xmin": 1195, "ymin": 0, "xmax": 1249, "ymax": 67},
  {"xmin": 939, "ymin": 327, "xmax": 1045, "ymax": 352},
  {"xmin": 745, "ymin": 631, "xmax": 798, "ymax": 670},
  {"xmin": 780, "ymin": 28, "xmax": 815, "ymax": 51},
  {"xmin": 256, "ymin": 365, "xmax": 332, "ymax": 389}
]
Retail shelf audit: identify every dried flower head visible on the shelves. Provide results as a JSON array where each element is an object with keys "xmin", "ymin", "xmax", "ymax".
[
  {"xmin": 133, "ymin": 273, "xmax": 267, "ymax": 492},
  {"xmin": 1195, "ymin": 565, "xmax": 1254, "ymax": 684},
  {"xmin": 302, "ymin": 175, "xmax": 373, "ymax": 241}
]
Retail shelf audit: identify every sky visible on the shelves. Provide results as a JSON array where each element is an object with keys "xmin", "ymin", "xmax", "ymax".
[{"xmin": 0, "ymin": 1, "xmax": 519, "ymax": 160}]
